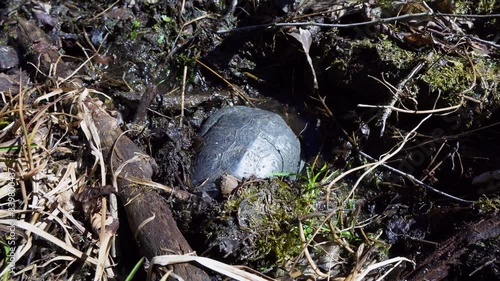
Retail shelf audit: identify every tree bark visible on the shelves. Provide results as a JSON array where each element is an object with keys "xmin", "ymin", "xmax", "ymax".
[
  {"xmin": 403, "ymin": 213, "xmax": 500, "ymax": 281},
  {"xmin": 84, "ymin": 98, "xmax": 210, "ymax": 280}
]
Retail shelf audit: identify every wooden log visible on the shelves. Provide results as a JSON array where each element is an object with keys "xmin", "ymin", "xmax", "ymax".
[
  {"xmin": 84, "ymin": 98, "xmax": 210, "ymax": 280},
  {"xmin": 16, "ymin": 18, "xmax": 72, "ymax": 82},
  {"xmin": 403, "ymin": 213, "xmax": 500, "ymax": 280}
]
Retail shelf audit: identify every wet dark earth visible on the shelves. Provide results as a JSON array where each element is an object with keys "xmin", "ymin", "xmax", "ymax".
[{"xmin": 1, "ymin": 0, "xmax": 499, "ymax": 280}]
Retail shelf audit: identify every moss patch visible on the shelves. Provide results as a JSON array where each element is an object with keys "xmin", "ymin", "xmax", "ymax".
[
  {"xmin": 422, "ymin": 54, "xmax": 474, "ymax": 93},
  {"xmin": 375, "ymin": 39, "xmax": 416, "ymax": 69}
]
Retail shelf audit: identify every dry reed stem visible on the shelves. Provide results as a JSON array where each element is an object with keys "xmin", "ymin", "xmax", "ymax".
[{"xmin": 148, "ymin": 254, "xmax": 270, "ymax": 281}]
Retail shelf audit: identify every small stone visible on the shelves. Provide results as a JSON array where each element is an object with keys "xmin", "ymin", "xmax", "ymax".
[{"xmin": 220, "ymin": 175, "xmax": 240, "ymax": 196}]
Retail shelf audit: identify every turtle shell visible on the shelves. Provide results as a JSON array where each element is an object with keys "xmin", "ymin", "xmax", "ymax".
[{"xmin": 191, "ymin": 106, "xmax": 301, "ymax": 197}]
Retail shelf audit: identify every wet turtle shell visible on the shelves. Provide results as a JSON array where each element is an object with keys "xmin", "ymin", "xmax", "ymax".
[{"xmin": 191, "ymin": 106, "xmax": 301, "ymax": 197}]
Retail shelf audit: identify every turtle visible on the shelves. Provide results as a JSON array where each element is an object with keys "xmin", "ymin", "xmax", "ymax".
[{"xmin": 191, "ymin": 106, "xmax": 301, "ymax": 197}]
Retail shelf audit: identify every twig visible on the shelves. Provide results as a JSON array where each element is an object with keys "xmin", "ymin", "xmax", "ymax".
[
  {"xmin": 402, "ymin": 121, "xmax": 500, "ymax": 151},
  {"xmin": 57, "ymin": 54, "xmax": 95, "ymax": 86},
  {"xmin": 291, "ymin": 208, "xmax": 342, "ymax": 275},
  {"xmin": 468, "ymin": 34, "xmax": 500, "ymax": 49},
  {"xmin": 313, "ymin": 94, "xmax": 355, "ymax": 146},
  {"xmin": 180, "ymin": 65, "xmax": 187, "ymax": 127},
  {"xmin": 0, "ymin": 220, "xmax": 99, "ymax": 265},
  {"xmin": 377, "ymin": 61, "xmax": 426, "ymax": 136},
  {"xmin": 180, "ymin": 0, "xmax": 186, "ymax": 14},
  {"xmin": 469, "ymin": 258, "xmax": 497, "ymax": 276},
  {"xmin": 355, "ymin": 256, "xmax": 415, "ymax": 281},
  {"xmin": 133, "ymin": 86, "xmax": 158, "ymax": 126},
  {"xmin": 195, "ymin": 58, "xmax": 256, "ymax": 106},
  {"xmin": 288, "ymin": 0, "xmax": 313, "ymax": 21},
  {"xmin": 358, "ymin": 151, "xmax": 475, "ymax": 203},
  {"xmin": 217, "ymin": 12, "xmax": 500, "ymax": 34},
  {"xmin": 148, "ymin": 254, "xmax": 270, "ymax": 281},
  {"xmin": 168, "ymin": 14, "xmax": 211, "ymax": 60},
  {"xmin": 344, "ymin": 114, "xmax": 433, "ymax": 203},
  {"xmin": 420, "ymin": 141, "xmax": 447, "ymax": 182},
  {"xmin": 298, "ymin": 220, "xmax": 329, "ymax": 278},
  {"xmin": 357, "ymin": 103, "xmax": 462, "ymax": 114},
  {"xmin": 89, "ymin": 0, "xmax": 120, "ymax": 21},
  {"xmin": 17, "ymin": 77, "xmax": 35, "ymax": 184}
]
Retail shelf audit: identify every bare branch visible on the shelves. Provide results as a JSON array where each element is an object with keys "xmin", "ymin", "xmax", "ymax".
[
  {"xmin": 217, "ymin": 12, "xmax": 500, "ymax": 37},
  {"xmin": 358, "ymin": 151, "xmax": 475, "ymax": 204}
]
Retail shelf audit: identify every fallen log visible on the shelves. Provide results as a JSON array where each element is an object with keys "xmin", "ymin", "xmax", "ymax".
[
  {"xmin": 83, "ymin": 97, "xmax": 210, "ymax": 280},
  {"xmin": 16, "ymin": 18, "xmax": 72, "ymax": 82},
  {"xmin": 403, "ymin": 212, "xmax": 500, "ymax": 280}
]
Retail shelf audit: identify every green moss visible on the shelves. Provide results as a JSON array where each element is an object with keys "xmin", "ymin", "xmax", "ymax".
[
  {"xmin": 475, "ymin": 196, "xmax": 500, "ymax": 213},
  {"xmin": 207, "ymin": 158, "xmax": 400, "ymax": 274},
  {"xmin": 211, "ymin": 165, "xmax": 342, "ymax": 268},
  {"xmin": 375, "ymin": 39, "xmax": 416, "ymax": 69},
  {"xmin": 455, "ymin": 0, "xmax": 497, "ymax": 13},
  {"xmin": 471, "ymin": 59, "xmax": 500, "ymax": 101},
  {"xmin": 477, "ymin": 0, "xmax": 496, "ymax": 13},
  {"xmin": 421, "ymin": 55, "xmax": 474, "ymax": 93},
  {"xmin": 420, "ymin": 53, "xmax": 500, "ymax": 106},
  {"xmin": 219, "ymin": 164, "xmax": 361, "ymax": 267},
  {"xmin": 221, "ymin": 180, "xmax": 308, "ymax": 264}
]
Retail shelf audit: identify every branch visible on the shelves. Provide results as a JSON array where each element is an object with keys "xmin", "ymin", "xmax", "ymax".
[
  {"xmin": 217, "ymin": 12, "xmax": 500, "ymax": 35},
  {"xmin": 358, "ymin": 151, "xmax": 475, "ymax": 204}
]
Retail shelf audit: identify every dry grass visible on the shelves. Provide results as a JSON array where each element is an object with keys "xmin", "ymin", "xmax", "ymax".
[
  {"xmin": 0, "ymin": 85, "xmax": 121, "ymax": 280},
  {"xmin": 0, "ymin": 88, "xmax": 83, "ymax": 279}
]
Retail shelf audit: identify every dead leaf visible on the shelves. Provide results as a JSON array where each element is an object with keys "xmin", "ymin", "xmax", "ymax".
[
  {"xmin": 288, "ymin": 28, "xmax": 318, "ymax": 90},
  {"xmin": 404, "ymin": 33, "xmax": 434, "ymax": 47}
]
